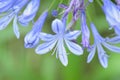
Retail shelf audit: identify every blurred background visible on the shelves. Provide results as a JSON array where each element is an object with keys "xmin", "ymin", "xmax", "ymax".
[{"xmin": 0, "ymin": 0, "xmax": 120, "ymax": 80}]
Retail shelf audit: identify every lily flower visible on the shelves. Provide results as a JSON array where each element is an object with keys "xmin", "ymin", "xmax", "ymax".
[
  {"xmin": 87, "ymin": 23, "xmax": 120, "ymax": 68},
  {"xmin": 35, "ymin": 19, "xmax": 83, "ymax": 66},
  {"xmin": 0, "ymin": 0, "xmax": 40, "ymax": 39},
  {"xmin": 0, "ymin": 0, "xmax": 29, "ymax": 39}
]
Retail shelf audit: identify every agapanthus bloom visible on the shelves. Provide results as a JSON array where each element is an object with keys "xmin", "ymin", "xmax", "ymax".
[
  {"xmin": 35, "ymin": 19, "xmax": 83, "ymax": 66},
  {"xmin": 24, "ymin": 11, "xmax": 48, "ymax": 48},
  {"xmin": 0, "ymin": 0, "xmax": 29, "ymax": 38},
  {"xmin": 102, "ymin": 0, "xmax": 120, "ymax": 36},
  {"xmin": 87, "ymin": 23, "xmax": 120, "ymax": 68},
  {"xmin": 0, "ymin": 0, "xmax": 40, "ymax": 39}
]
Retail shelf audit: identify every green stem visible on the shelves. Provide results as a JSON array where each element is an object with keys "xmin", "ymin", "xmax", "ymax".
[{"xmin": 48, "ymin": 0, "xmax": 56, "ymax": 11}]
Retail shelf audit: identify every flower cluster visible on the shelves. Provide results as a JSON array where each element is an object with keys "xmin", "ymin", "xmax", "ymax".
[
  {"xmin": 0, "ymin": 0, "xmax": 40, "ymax": 38},
  {"xmin": 0, "ymin": 0, "xmax": 120, "ymax": 68}
]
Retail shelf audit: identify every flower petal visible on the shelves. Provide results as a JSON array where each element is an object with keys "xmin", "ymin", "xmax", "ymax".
[
  {"xmin": 24, "ymin": 31, "xmax": 40, "ymax": 48},
  {"xmin": 35, "ymin": 40, "xmax": 57, "ymax": 54},
  {"xmin": 52, "ymin": 19, "xmax": 65, "ymax": 33},
  {"xmin": 114, "ymin": 25, "xmax": 120, "ymax": 36},
  {"xmin": 13, "ymin": 16, "xmax": 20, "ymax": 39},
  {"xmin": 65, "ymin": 39, "xmax": 83, "ymax": 55},
  {"xmin": 40, "ymin": 32, "xmax": 55, "ymax": 41},
  {"xmin": 18, "ymin": 0, "xmax": 40, "ymax": 25},
  {"xmin": 0, "ymin": 13, "xmax": 14, "ymax": 30},
  {"xmin": 90, "ymin": 23, "xmax": 104, "ymax": 42},
  {"xmin": 102, "ymin": 42, "xmax": 120, "ymax": 53},
  {"xmin": 97, "ymin": 43, "xmax": 108, "ymax": 68},
  {"xmin": 0, "ymin": 0, "xmax": 14, "ymax": 13},
  {"xmin": 65, "ymin": 30, "xmax": 81, "ymax": 40},
  {"xmin": 58, "ymin": 39, "xmax": 68, "ymax": 66},
  {"xmin": 87, "ymin": 46, "xmax": 96, "ymax": 63},
  {"xmin": 58, "ymin": 50, "xmax": 68, "ymax": 66},
  {"xmin": 106, "ymin": 36, "xmax": 120, "ymax": 44},
  {"xmin": 13, "ymin": 0, "xmax": 29, "ymax": 12}
]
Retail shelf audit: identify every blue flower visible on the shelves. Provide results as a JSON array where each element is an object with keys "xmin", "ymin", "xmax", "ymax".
[
  {"xmin": 87, "ymin": 23, "xmax": 120, "ymax": 68},
  {"xmin": 18, "ymin": 0, "xmax": 40, "ymax": 26},
  {"xmin": 0, "ymin": 0, "xmax": 29, "ymax": 39},
  {"xmin": 81, "ymin": 10, "xmax": 90, "ymax": 48},
  {"xmin": 102, "ymin": 0, "xmax": 120, "ymax": 36},
  {"xmin": 24, "ymin": 11, "xmax": 48, "ymax": 48},
  {"xmin": 35, "ymin": 19, "xmax": 83, "ymax": 66},
  {"xmin": 0, "ymin": 0, "xmax": 40, "ymax": 39}
]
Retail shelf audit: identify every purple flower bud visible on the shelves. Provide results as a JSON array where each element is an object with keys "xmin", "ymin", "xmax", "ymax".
[
  {"xmin": 81, "ymin": 11, "xmax": 90, "ymax": 48},
  {"xmin": 52, "ymin": 10, "xmax": 58, "ymax": 17}
]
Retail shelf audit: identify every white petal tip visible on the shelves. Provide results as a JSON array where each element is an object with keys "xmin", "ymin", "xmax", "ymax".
[
  {"xmin": 102, "ymin": 64, "xmax": 108, "ymax": 68},
  {"xmin": 62, "ymin": 62, "xmax": 68, "ymax": 67},
  {"xmin": 16, "ymin": 34, "xmax": 20, "ymax": 39}
]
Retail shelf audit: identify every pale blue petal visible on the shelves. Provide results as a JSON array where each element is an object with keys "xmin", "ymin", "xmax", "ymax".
[
  {"xmin": 65, "ymin": 30, "xmax": 81, "ymax": 40},
  {"xmin": 13, "ymin": 0, "xmax": 29, "ymax": 13},
  {"xmin": 39, "ymin": 32, "xmax": 55, "ymax": 41},
  {"xmin": 13, "ymin": 16, "xmax": 20, "ymax": 39},
  {"xmin": 102, "ymin": 42, "xmax": 120, "ymax": 53},
  {"xmin": 87, "ymin": 46, "xmax": 96, "ymax": 63},
  {"xmin": 97, "ymin": 44, "xmax": 108, "ymax": 68},
  {"xmin": 65, "ymin": 39, "xmax": 83, "ymax": 55},
  {"xmin": 35, "ymin": 40, "xmax": 57, "ymax": 54},
  {"xmin": 32, "ymin": 11, "xmax": 48, "ymax": 31},
  {"xmin": 98, "ymin": 52, "xmax": 108, "ymax": 68},
  {"xmin": 52, "ymin": 19, "xmax": 65, "ymax": 33},
  {"xmin": 90, "ymin": 23, "xmax": 103, "ymax": 41},
  {"xmin": 58, "ymin": 39, "xmax": 68, "ymax": 66},
  {"xmin": 0, "ymin": 13, "xmax": 14, "ymax": 30},
  {"xmin": 24, "ymin": 31, "xmax": 40, "ymax": 48},
  {"xmin": 18, "ymin": 0, "xmax": 40, "ymax": 25},
  {"xmin": 0, "ymin": 0, "xmax": 14, "ymax": 13},
  {"xmin": 106, "ymin": 36, "xmax": 120, "ymax": 44},
  {"xmin": 114, "ymin": 26, "xmax": 120, "ymax": 36}
]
